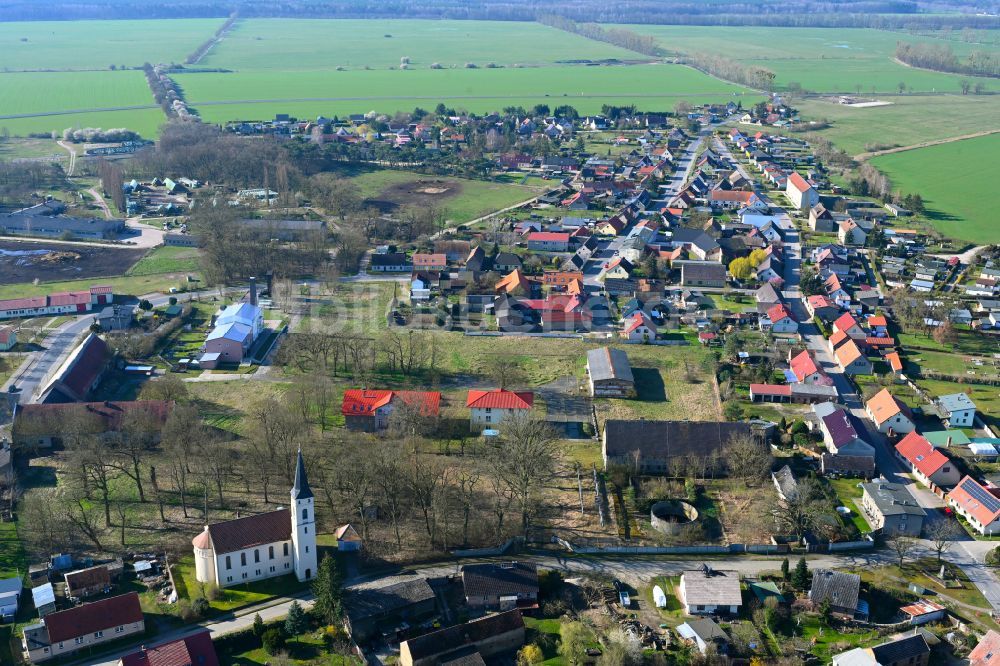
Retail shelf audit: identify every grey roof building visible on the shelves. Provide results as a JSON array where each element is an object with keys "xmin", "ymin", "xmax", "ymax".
[
  {"xmin": 809, "ymin": 569, "xmax": 861, "ymax": 616},
  {"xmin": 860, "ymin": 481, "xmax": 926, "ymax": 537},
  {"xmin": 345, "ymin": 575, "xmax": 436, "ymax": 641},
  {"xmin": 461, "ymin": 562, "xmax": 538, "ymax": 610},
  {"xmin": 676, "ymin": 260, "xmax": 727, "ymax": 287},
  {"xmin": 586, "ymin": 347, "xmax": 635, "ymax": 398},
  {"xmin": 602, "ymin": 420, "xmax": 760, "ymax": 475}
]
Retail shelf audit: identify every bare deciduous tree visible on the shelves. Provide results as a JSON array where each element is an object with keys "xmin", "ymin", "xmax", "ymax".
[{"xmin": 485, "ymin": 412, "xmax": 557, "ymax": 538}]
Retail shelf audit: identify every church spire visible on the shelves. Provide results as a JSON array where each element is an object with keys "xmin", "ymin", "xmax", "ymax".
[{"xmin": 291, "ymin": 448, "xmax": 313, "ymax": 500}]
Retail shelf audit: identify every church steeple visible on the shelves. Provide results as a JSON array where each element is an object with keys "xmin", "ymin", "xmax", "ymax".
[{"xmin": 291, "ymin": 448, "xmax": 313, "ymax": 500}]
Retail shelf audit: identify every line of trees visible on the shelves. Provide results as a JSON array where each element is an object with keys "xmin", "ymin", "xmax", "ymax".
[
  {"xmin": 536, "ymin": 15, "xmax": 662, "ymax": 57},
  {"xmin": 681, "ymin": 52, "xmax": 776, "ymax": 91},
  {"xmin": 896, "ymin": 41, "xmax": 1000, "ymax": 79},
  {"xmin": 185, "ymin": 13, "xmax": 238, "ymax": 65}
]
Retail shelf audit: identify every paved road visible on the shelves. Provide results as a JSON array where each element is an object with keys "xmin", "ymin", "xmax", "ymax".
[{"xmin": 6, "ymin": 290, "xmax": 215, "ymax": 403}]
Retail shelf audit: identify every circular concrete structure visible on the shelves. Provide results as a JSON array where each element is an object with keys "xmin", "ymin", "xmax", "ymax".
[{"xmin": 650, "ymin": 500, "xmax": 699, "ymax": 536}]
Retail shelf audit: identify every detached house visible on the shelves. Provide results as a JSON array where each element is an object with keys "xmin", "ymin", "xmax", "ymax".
[
  {"xmin": 834, "ymin": 339, "xmax": 873, "ymax": 375},
  {"xmin": 860, "ymin": 481, "xmax": 925, "ymax": 537},
  {"xmin": 679, "ymin": 567, "xmax": 742, "ymax": 616},
  {"xmin": 866, "ymin": 388, "xmax": 915, "ymax": 435},
  {"xmin": 789, "ymin": 350, "xmax": 830, "ymax": 385},
  {"xmin": 527, "ymin": 232, "xmax": 570, "ymax": 253},
  {"xmin": 937, "ymin": 392, "xmax": 977, "ymax": 428},
  {"xmin": 814, "ymin": 402, "xmax": 875, "ymax": 457},
  {"xmin": 896, "ymin": 431, "xmax": 961, "ymax": 489},
  {"xmin": 621, "ymin": 311, "xmax": 657, "ymax": 342},
  {"xmin": 832, "ymin": 313, "xmax": 866, "ymax": 340},
  {"xmin": 786, "ymin": 172, "xmax": 819, "ymax": 211},
  {"xmin": 948, "ymin": 476, "xmax": 1000, "ymax": 535},
  {"xmin": 341, "ymin": 390, "xmax": 441, "ymax": 432},
  {"xmin": 764, "ymin": 303, "xmax": 798, "ymax": 334},
  {"xmin": 467, "ymin": 389, "xmax": 534, "ymax": 429},
  {"xmin": 839, "ymin": 218, "xmax": 867, "ymax": 246}
]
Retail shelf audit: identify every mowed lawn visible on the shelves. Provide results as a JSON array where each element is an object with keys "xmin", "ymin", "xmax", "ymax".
[
  {"xmin": 126, "ymin": 245, "xmax": 203, "ymax": 277},
  {"xmin": 0, "ymin": 70, "xmax": 154, "ymax": 116},
  {"xmin": 201, "ymin": 19, "xmax": 641, "ymax": 70},
  {"xmin": 620, "ymin": 25, "xmax": 999, "ymax": 93},
  {"xmin": 0, "ymin": 19, "xmax": 224, "ymax": 71},
  {"xmin": 871, "ymin": 133, "xmax": 1000, "ymax": 244},
  {"xmin": 179, "ymin": 64, "xmax": 750, "ymax": 122}
]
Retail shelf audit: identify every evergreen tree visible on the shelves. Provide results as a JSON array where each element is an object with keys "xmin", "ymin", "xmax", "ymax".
[
  {"xmin": 312, "ymin": 554, "xmax": 344, "ymax": 625},
  {"xmin": 285, "ymin": 600, "xmax": 309, "ymax": 638},
  {"xmin": 792, "ymin": 557, "xmax": 810, "ymax": 590},
  {"xmin": 780, "ymin": 557, "xmax": 790, "ymax": 581},
  {"xmin": 252, "ymin": 612, "xmax": 265, "ymax": 638}
]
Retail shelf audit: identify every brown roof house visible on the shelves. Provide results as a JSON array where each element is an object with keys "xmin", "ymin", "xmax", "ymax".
[
  {"xmin": 400, "ymin": 609, "xmax": 525, "ymax": 666},
  {"xmin": 37, "ymin": 333, "xmax": 110, "ymax": 403},
  {"xmin": 462, "ymin": 562, "xmax": 538, "ymax": 610},
  {"xmin": 64, "ymin": 564, "xmax": 111, "ymax": 599},
  {"xmin": 22, "ymin": 592, "xmax": 144, "ymax": 662}
]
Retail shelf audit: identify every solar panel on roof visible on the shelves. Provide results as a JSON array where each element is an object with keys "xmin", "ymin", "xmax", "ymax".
[{"xmin": 963, "ymin": 480, "xmax": 1000, "ymax": 514}]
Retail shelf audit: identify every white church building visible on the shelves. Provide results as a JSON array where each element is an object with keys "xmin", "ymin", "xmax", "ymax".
[{"xmin": 192, "ymin": 450, "xmax": 317, "ymax": 588}]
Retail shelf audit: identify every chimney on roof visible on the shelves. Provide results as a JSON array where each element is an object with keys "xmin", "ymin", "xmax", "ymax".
[{"xmin": 249, "ymin": 277, "xmax": 258, "ymax": 307}]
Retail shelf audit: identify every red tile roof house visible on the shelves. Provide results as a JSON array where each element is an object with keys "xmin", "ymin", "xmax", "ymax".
[
  {"xmin": 119, "ymin": 630, "xmax": 219, "ymax": 666},
  {"xmin": 22, "ymin": 592, "xmax": 144, "ymax": 662},
  {"xmin": 341, "ymin": 389, "xmax": 442, "ymax": 432},
  {"xmin": 620, "ymin": 311, "xmax": 657, "ymax": 342},
  {"xmin": 762, "ymin": 303, "xmax": 798, "ymax": 334},
  {"xmin": 788, "ymin": 350, "xmax": 831, "ymax": 385},
  {"xmin": 969, "ymin": 629, "xmax": 1000, "ymax": 665},
  {"xmin": 832, "ymin": 313, "xmax": 866, "ymax": 340},
  {"xmin": 527, "ymin": 232, "xmax": 571, "ymax": 253},
  {"xmin": 865, "ymin": 388, "xmax": 916, "ymax": 435},
  {"xmin": 467, "ymin": 389, "xmax": 533, "ymax": 430},
  {"xmin": 896, "ymin": 432, "xmax": 961, "ymax": 490},
  {"xmin": 412, "ymin": 253, "xmax": 448, "ymax": 271},
  {"xmin": 948, "ymin": 476, "xmax": 1000, "ymax": 536}
]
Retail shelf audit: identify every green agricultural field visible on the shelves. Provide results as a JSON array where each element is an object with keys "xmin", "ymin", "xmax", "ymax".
[
  {"xmin": 793, "ymin": 94, "xmax": 1000, "ymax": 156},
  {"xmin": 177, "ymin": 63, "xmax": 750, "ymax": 123},
  {"xmin": 201, "ymin": 19, "xmax": 641, "ymax": 71},
  {"xmin": 0, "ymin": 19, "xmax": 223, "ymax": 71},
  {"xmin": 0, "ymin": 108, "xmax": 166, "ymax": 139},
  {"xmin": 621, "ymin": 25, "xmax": 999, "ymax": 93},
  {"xmin": 0, "ymin": 70, "xmax": 153, "ymax": 116},
  {"xmin": 871, "ymin": 133, "xmax": 1000, "ymax": 244}
]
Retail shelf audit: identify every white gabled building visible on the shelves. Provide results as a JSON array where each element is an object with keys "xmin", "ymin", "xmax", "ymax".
[{"xmin": 192, "ymin": 450, "xmax": 317, "ymax": 588}]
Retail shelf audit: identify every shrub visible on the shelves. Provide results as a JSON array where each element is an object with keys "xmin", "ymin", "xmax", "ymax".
[
  {"xmin": 518, "ymin": 644, "xmax": 545, "ymax": 665},
  {"xmin": 262, "ymin": 627, "xmax": 287, "ymax": 655},
  {"xmin": 191, "ymin": 597, "xmax": 210, "ymax": 617}
]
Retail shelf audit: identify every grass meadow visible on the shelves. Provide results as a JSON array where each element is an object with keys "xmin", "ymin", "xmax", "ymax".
[
  {"xmin": 794, "ymin": 94, "xmax": 1000, "ymax": 155},
  {"xmin": 871, "ymin": 133, "xmax": 999, "ymax": 244},
  {"xmin": 0, "ymin": 19, "xmax": 223, "ymax": 71},
  {"xmin": 621, "ymin": 25, "xmax": 999, "ymax": 93},
  {"xmin": 200, "ymin": 19, "xmax": 641, "ymax": 70}
]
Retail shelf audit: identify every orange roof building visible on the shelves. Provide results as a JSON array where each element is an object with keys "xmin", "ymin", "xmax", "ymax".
[{"xmin": 865, "ymin": 388, "xmax": 915, "ymax": 434}]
